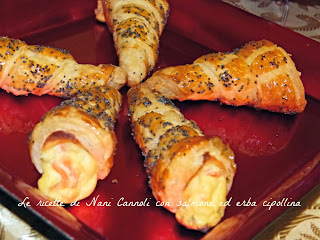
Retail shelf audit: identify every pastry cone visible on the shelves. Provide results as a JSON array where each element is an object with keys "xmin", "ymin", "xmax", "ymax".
[
  {"xmin": 0, "ymin": 36, "xmax": 126, "ymax": 97},
  {"xmin": 146, "ymin": 40, "xmax": 307, "ymax": 114},
  {"xmin": 96, "ymin": 0, "xmax": 169, "ymax": 87},
  {"xmin": 128, "ymin": 83, "xmax": 236, "ymax": 231},
  {"xmin": 29, "ymin": 86, "xmax": 121, "ymax": 203}
]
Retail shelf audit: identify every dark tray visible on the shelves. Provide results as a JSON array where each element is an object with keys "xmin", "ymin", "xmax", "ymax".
[{"xmin": 0, "ymin": 0, "xmax": 319, "ymax": 239}]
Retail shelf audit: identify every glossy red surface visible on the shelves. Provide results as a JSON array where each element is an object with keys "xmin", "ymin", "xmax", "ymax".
[{"xmin": 0, "ymin": 1, "xmax": 319, "ymax": 240}]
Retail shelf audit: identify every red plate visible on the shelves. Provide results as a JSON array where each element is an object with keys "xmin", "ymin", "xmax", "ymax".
[{"xmin": 0, "ymin": 1, "xmax": 319, "ymax": 240}]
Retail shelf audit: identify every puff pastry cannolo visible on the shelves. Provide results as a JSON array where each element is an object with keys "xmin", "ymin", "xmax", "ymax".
[
  {"xmin": 29, "ymin": 86, "xmax": 121, "ymax": 203},
  {"xmin": 0, "ymin": 36, "xmax": 126, "ymax": 97},
  {"xmin": 146, "ymin": 40, "xmax": 306, "ymax": 114},
  {"xmin": 128, "ymin": 83, "xmax": 236, "ymax": 231},
  {"xmin": 95, "ymin": 0, "xmax": 169, "ymax": 87}
]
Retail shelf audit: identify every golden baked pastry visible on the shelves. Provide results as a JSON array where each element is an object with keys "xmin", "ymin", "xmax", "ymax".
[
  {"xmin": 95, "ymin": 0, "xmax": 169, "ymax": 87},
  {"xmin": 0, "ymin": 36, "xmax": 126, "ymax": 97},
  {"xmin": 29, "ymin": 86, "xmax": 121, "ymax": 203},
  {"xmin": 128, "ymin": 83, "xmax": 236, "ymax": 231},
  {"xmin": 146, "ymin": 40, "xmax": 306, "ymax": 113}
]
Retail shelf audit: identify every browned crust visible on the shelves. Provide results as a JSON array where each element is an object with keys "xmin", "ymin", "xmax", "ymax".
[{"xmin": 146, "ymin": 40, "xmax": 307, "ymax": 114}]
